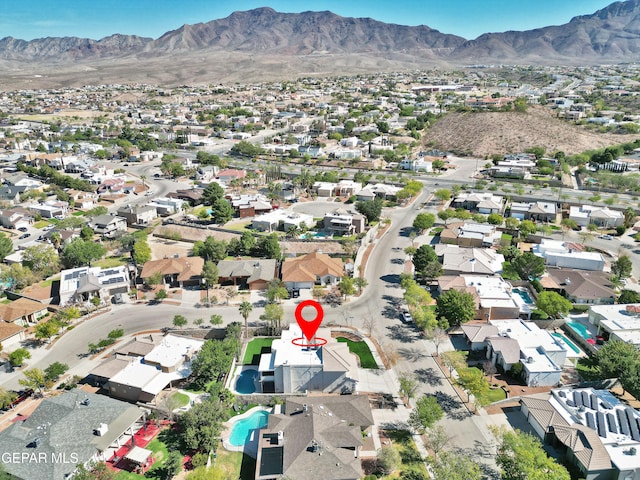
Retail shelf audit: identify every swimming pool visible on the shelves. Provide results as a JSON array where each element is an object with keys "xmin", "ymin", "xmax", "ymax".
[
  {"xmin": 229, "ymin": 410, "xmax": 269, "ymax": 447},
  {"xmin": 235, "ymin": 369, "xmax": 259, "ymax": 394},
  {"xmin": 552, "ymin": 332, "xmax": 580, "ymax": 354},
  {"xmin": 566, "ymin": 320, "xmax": 593, "ymax": 341},
  {"xmin": 513, "ymin": 287, "xmax": 534, "ymax": 305}
]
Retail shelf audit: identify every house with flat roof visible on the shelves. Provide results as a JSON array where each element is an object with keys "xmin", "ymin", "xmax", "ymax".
[
  {"xmin": 116, "ymin": 204, "xmax": 158, "ymax": 226},
  {"xmin": 92, "ymin": 334, "xmax": 204, "ymax": 403},
  {"xmin": 588, "ymin": 304, "xmax": 640, "ymax": 346},
  {"xmin": 258, "ymin": 323, "xmax": 358, "ymax": 394},
  {"xmin": 521, "ymin": 386, "xmax": 640, "ymax": 480},
  {"xmin": 146, "ymin": 197, "xmax": 184, "ymax": 216},
  {"xmin": 323, "ymin": 208, "xmax": 366, "ymax": 235},
  {"xmin": 0, "ymin": 389, "xmax": 146, "ymax": 480},
  {"xmin": 486, "ymin": 319, "xmax": 567, "ymax": 386},
  {"xmin": 255, "ymin": 395, "xmax": 373, "ymax": 480},
  {"xmin": 533, "ymin": 239, "xmax": 605, "ymax": 272},
  {"xmin": 251, "ymin": 209, "xmax": 314, "ymax": 233}
]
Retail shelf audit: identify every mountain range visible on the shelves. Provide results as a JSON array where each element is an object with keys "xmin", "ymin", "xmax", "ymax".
[{"xmin": 3, "ymin": 1, "xmax": 640, "ymax": 88}]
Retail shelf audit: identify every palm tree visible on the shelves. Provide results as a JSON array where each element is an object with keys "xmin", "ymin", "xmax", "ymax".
[
  {"xmin": 140, "ymin": 175, "xmax": 147, "ymax": 188},
  {"xmin": 238, "ymin": 301, "xmax": 253, "ymax": 339}
]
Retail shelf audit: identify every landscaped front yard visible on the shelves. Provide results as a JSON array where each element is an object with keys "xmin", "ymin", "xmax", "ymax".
[{"xmin": 337, "ymin": 337, "xmax": 378, "ymax": 369}]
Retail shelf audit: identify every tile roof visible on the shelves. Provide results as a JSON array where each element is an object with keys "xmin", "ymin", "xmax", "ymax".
[
  {"xmin": 140, "ymin": 257, "xmax": 204, "ymax": 282},
  {"xmin": 0, "ymin": 321, "xmax": 25, "ymax": 341},
  {"xmin": 282, "ymin": 252, "xmax": 343, "ymax": 283},
  {"xmin": 0, "ymin": 297, "xmax": 46, "ymax": 322}
]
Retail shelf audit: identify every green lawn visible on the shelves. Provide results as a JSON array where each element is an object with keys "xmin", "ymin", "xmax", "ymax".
[
  {"xmin": 33, "ymin": 220, "xmax": 52, "ymax": 229},
  {"xmin": 170, "ymin": 391, "xmax": 190, "ymax": 409},
  {"xmin": 337, "ymin": 337, "xmax": 377, "ymax": 369},
  {"xmin": 476, "ymin": 386, "xmax": 507, "ymax": 406},
  {"xmin": 215, "ymin": 450, "xmax": 256, "ymax": 480},
  {"xmin": 94, "ymin": 255, "xmax": 129, "ymax": 268},
  {"xmin": 382, "ymin": 430, "xmax": 429, "ymax": 479},
  {"xmin": 243, "ymin": 338, "xmax": 274, "ymax": 365}
]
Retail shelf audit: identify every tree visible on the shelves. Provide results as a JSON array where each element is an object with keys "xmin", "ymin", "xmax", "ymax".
[
  {"xmin": 0, "ymin": 263, "xmax": 36, "ymax": 290},
  {"xmin": 423, "ymin": 425, "xmax": 452, "ymax": 457},
  {"xmin": 619, "ymin": 289, "xmax": 640, "ymax": 304},
  {"xmin": 457, "ymin": 367, "xmax": 489, "ymax": 402},
  {"xmin": 21, "ymin": 245, "xmax": 59, "ymax": 277},
  {"xmin": 354, "ymin": 277, "xmax": 368, "ymax": 294},
  {"xmin": 178, "ymin": 397, "xmax": 226, "ymax": 452},
  {"xmin": 504, "ymin": 217, "xmax": 519, "ymax": 230},
  {"xmin": 132, "ymin": 238, "xmax": 152, "ymax": 265},
  {"xmin": 61, "ymin": 238, "xmax": 106, "ymax": 268},
  {"xmin": 355, "ymin": 198, "xmax": 383, "ymax": 224},
  {"xmin": 256, "ymin": 233, "xmax": 281, "ymax": 259},
  {"xmin": 434, "ymin": 189, "xmax": 451, "ymax": 203},
  {"xmin": 483, "ymin": 360, "xmax": 498, "ymax": 382},
  {"xmin": 44, "ymin": 361, "xmax": 69, "ymax": 382},
  {"xmin": 0, "ymin": 233, "xmax": 13, "ymax": 261},
  {"xmin": 155, "ymin": 289, "xmax": 168, "ymax": 301},
  {"xmin": 597, "ymin": 339, "xmax": 640, "ymax": 396},
  {"xmin": 210, "ymin": 197, "xmax": 234, "ymax": 224},
  {"xmin": 495, "ymin": 429, "xmax": 570, "ymax": 480},
  {"xmin": 377, "ymin": 445, "xmax": 401, "ymax": 475},
  {"xmin": 487, "ymin": 213, "xmax": 504, "ymax": 225},
  {"xmin": 408, "ymin": 395, "xmax": 443, "ymax": 433},
  {"xmin": 425, "ymin": 327, "xmax": 448, "ymax": 356},
  {"xmin": 398, "ymin": 373, "xmax": 418, "ymax": 407},
  {"xmin": 202, "ymin": 182, "xmax": 225, "ymax": 206},
  {"xmin": 535, "ymin": 291, "xmax": 572, "ymax": 318},
  {"xmin": 430, "ymin": 451, "xmax": 481, "ymax": 480},
  {"xmin": 436, "ymin": 289, "xmax": 476, "ymax": 326},
  {"xmin": 265, "ymin": 279, "xmax": 288, "ymax": 304},
  {"xmin": 9, "ymin": 347, "xmax": 31, "ymax": 367},
  {"xmin": 440, "ymin": 350, "xmax": 468, "ymax": 377},
  {"xmin": 338, "ymin": 276, "xmax": 356, "ymax": 299},
  {"xmin": 190, "ymin": 337, "xmax": 239, "ymax": 390},
  {"xmin": 412, "ymin": 244, "xmax": 438, "ymax": 272},
  {"xmin": 238, "ymin": 300, "xmax": 253, "ymax": 339},
  {"xmin": 261, "ymin": 303, "xmax": 284, "ymax": 335},
  {"xmin": 80, "ymin": 225, "xmax": 94, "ymax": 240},
  {"xmin": 518, "ymin": 220, "xmax": 537, "ymax": 238},
  {"xmin": 210, "ymin": 314, "xmax": 223, "ymax": 326},
  {"xmin": 511, "ymin": 252, "xmax": 545, "ymax": 280},
  {"xmin": 238, "ymin": 231, "xmax": 256, "ymax": 255},
  {"xmin": 71, "ymin": 462, "xmax": 116, "ymax": 480},
  {"xmin": 34, "ymin": 320, "xmax": 60, "ymax": 343},
  {"xmin": 173, "ymin": 314, "xmax": 188, "ymax": 328},
  {"xmin": 202, "ymin": 260, "xmax": 219, "ymax": 303},
  {"xmin": 0, "ymin": 388, "xmax": 17, "ymax": 409},
  {"xmin": 413, "ymin": 213, "xmax": 435, "ymax": 233},
  {"xmin": 19, "ymin": 367, "xmax": 48, "ymax": 393},
  {"xmin": 612, "ymin": 255, "xmax": 633, "ymax": 279},
  {"xmin": 193, "ymin": 236, "xmax": 228, "ymax": 263}
]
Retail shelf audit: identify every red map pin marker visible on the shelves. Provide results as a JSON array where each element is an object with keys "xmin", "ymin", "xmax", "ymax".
[{"xmin": 295, "ymin": 300, "xmax": 324, "ymax": 342}]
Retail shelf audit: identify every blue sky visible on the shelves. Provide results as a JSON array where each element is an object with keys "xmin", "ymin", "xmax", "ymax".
[{"xmin": 0, "ymin": 0, "xmax": 618, "ymax": 41}]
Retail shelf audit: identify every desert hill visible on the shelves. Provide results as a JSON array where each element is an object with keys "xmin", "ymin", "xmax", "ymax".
[{"xmin": 424, "ymin": 106, "xmax": 639, "ymax": 158}]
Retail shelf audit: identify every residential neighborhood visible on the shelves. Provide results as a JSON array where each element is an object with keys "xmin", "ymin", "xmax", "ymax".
[{"xmin": 3, "ymin": 62, "xmax": 640, "ymax": 480}]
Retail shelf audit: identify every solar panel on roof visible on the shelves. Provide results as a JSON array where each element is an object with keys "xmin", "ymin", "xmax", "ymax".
[
  {"xmin": 574, "ymin": 391, "xmax": 583, "ymax": 407},
  {"xmin": 625, "ymin": 408, "xmax": 640, "ymax": 441},
  {"xmin": 607, "ymin": 413, "xmax": 618, "ymax": 433},
  {"xmin": 567, "ymin": 400, "xmax": 575, "ymax": 408},
  {"xmin": 617, "ymin": 409, "xmax": 631, "ymax": 436},
  {"xmin": 582, "ymin": 391, "xmax": 590, "ymax": 407},
  {"xmin": 596, "ymin": 412, "xmax": 607, "ymax": 438},
  {"xmin": 590, "ymin": 394, "xmax": 598, "ymax": 411},
  {"xmin": 586, "ymin": 412, "xmax": 596, "ymax": 430}
]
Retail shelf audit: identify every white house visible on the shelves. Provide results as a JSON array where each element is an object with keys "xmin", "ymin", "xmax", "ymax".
[
  {"xmin": 532, "ymin": 239, "xmax": 605, "ymax": 271},
  {"xmin": 570, "ymin": 205, "xmax": 624, "ymax": 228},
  {"xmin": 257, "ymin": 323, "xmax": 358, "ymax": 394},
  {"xmin": 251, "ymin": 209, "xmax": 313, "ymax": 233}
]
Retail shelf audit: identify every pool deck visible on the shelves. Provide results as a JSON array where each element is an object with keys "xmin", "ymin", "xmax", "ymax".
[{"xmin": 222, "ymin": 405, "xmax": 272, "ymax": 455}]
